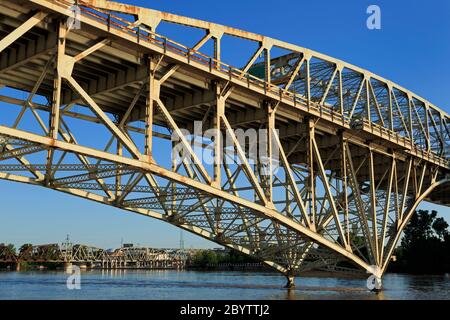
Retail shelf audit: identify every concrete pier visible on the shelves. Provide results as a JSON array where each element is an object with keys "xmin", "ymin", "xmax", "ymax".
[{"xmin": 284, "ymin": 275, "xmax": 295, "ymax": 289}]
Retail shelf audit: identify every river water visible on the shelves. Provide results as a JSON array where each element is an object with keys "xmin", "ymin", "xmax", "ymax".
[{"xmin": 0, "ymin": 270, "xmax": 449, "ymax": 300}]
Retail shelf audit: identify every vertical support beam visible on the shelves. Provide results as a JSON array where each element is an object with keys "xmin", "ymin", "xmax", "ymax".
[
  {"xmin": 412, "ymin": 165, "xmax": 418, "ymax": 196},
  {"xmin": 340, "ymin": 134, "xmax": 349, "ymax": 245},
  {"xmin": 264, "ymin": 47, "xmax": 271, "ymax": 88},
  {"xmin": 214, "ymin": 37, "xmax": 221, "ymax": 63},
  {"xmin": 399, "ymin": 158, "xmax": 412, "ymax": 225},
  {"xmin": 425, "ymin": 105, "xmax": 430, "ymax": 152},
  {"xmin": 285, "ymin": 169, "xmax": 291, "ymax": 214},
  {"xmin": 144, "ymin": 57, "xmax": 156, "ymax": 160},
  {"xmin": 379, "ymin": 157, "xmax": 395, "ymax": 263},
  {"xmin": 266, "ymin": 102, "xmax": 275, "ymax": 202},
  {"xmin": 388, "ymin": 85, "xmax": 393, "ymax": 131},
  {"xmin": 307, "ymin": 118, "xmax": 316, "ymax": 227},
  {"xmin": 393, "ymin": 161, "xmax": 400, "ymax": 224},
  {"xmin": 46, "ymin": 21, "xmax": 66, "ymax": 184},
  {"xmin": 408, "ymin": 96, "xmax": 414, "ymax": 148},
  {"xmin": 115, "ymin": 138, "xmax": 122, "ymax": 200},
  {"xmin": 213, "ymin": 82, "xmax": 225, "ymax": 189},
  {"xmin": 50, "ymin": 21, "xmax": 65, "ymax": 140},
  {"xmin": 338, "ymin": 68, "xmax": 344, "ymax": 123},
  {"xmin": 365, "ymin": 78, "xmax": 371, "ymax": 121},
  {"xmin": 305, "ymin": 57, "xmax": 311, "ymax": 109},
  {"xmin": 439, "ymin": 113, "xmax": 445, "ymax": 156},
  {"xmin": 171, "ymin": 140, "xmax": 177, "ymax": 216},
  {"xmin": 211, "ymin": 29, "xmax": 223, "ymax": 70},
  {"xmin": 368, "ymin": 148, "xmax": 380, "ymax": 265}
]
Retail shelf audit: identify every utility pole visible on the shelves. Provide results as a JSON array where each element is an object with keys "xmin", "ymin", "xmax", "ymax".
[
  {"xmin": 179, "ymin": 230, "xmax": 187, "ymax": 265},
  {"xmin": 179, "ymin": 230, "xmax": 185, "ymax": 250}
]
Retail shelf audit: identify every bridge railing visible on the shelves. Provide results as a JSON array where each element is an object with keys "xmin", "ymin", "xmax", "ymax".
[{"xmin": 66, "ymin": 0, "xmax": 338, "ymax": 118}]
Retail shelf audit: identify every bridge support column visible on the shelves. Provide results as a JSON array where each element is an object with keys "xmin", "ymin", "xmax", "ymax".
[
  {"xmin": 284, "ymin": 274, "xmax": 295, "ymax": 289},
  {"xmin": 368, "ymin": 275, "xmax": 383, "ymax": 293}
]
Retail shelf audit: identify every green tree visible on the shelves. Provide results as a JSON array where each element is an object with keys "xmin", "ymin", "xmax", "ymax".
[
  {"xmin": 191, "ymin": 250, "xmax": 219, "ymax": 267},
  {"xmin": 391, "ymin": 210, "xmax": 450, "ymax": 274},
  {"xmin": 432, "ymin": 217, "xmax": 449, "ymax": 240},
  {"xmin": 6, "ymin": 244, "xmax": 16, "ymax": 254},
  {"xmin": 401, "ymin": 210, "xmax": 437, "ymax": 248},
  {"xmin": 19, "ymin": 243, "xmax": 32, "ymax": 254},
  {"xmin": 203, "ymin": 251, "xmax": 218, "ymax": 265}
]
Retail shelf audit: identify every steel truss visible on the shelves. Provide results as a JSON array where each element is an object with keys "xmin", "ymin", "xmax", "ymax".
[
  {"xmin": 0, "ymin": 0, "xmax": 448, "ymax": 287},
  {"xmin": 1, "ymin": 243, "xmax": 184, "ymax": 268}
]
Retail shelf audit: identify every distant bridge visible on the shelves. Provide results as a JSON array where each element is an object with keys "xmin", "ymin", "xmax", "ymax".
[
  {"xmin": 0, "ymin": 0, "xmax": 448, "ymax": 288},
  {"xmin": 0, "ymin": 243, "xmax": 185, "ymax": 269}
]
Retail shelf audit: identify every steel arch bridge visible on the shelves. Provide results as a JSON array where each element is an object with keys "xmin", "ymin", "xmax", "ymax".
[{"xmin": 0, "ymin": 0, "xmax": 448, "ymax": 287}]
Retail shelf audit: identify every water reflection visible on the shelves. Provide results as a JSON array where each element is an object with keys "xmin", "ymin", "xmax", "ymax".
[
  {"xmin": 373, "ymin": 290, "xmax": 386, "ymax": 300},
  {"xmin": 0, "ymin": 270, "xmax": 448, "ymax": 300},
  {"xmin": 285, "ymin": 287, "xmax": 297, "ymax": 300}
]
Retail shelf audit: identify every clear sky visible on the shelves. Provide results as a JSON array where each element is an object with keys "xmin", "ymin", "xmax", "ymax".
[{"xmin": 0, "ymin": 0, "xmax": 449, "ymax": 249}]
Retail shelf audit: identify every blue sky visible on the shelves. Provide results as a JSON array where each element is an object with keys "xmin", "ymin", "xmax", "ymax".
[{"xmin": 0, "ymin": 0, "xmax": 449, "ymax": 249}]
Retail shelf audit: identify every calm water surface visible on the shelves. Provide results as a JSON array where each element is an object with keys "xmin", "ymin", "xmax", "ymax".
[{"xmin": 0, "ymin": 270, "xmax": 449, "ymax": 300}]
